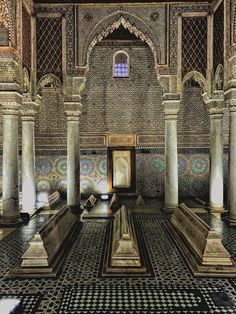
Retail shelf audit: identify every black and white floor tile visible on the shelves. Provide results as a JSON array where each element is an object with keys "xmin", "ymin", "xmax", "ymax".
[{"xmin": 0, "ymin": 199, "xmax": 236, "ymax": 313}]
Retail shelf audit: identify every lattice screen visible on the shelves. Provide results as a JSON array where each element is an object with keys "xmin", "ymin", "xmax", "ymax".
[
  {"xmin": 213, "ymin": 2, "xmax": 224, "ymax": 72},
  {"xmin": 36, "ymin": 17, "xmax": 62, "ymax": 80},
  {"xmin": 22, "ymin": 5, "xmax": 31, "ymax": 72},
  {"xmin": 182, "ymin": 16, "xmax": 208, "ymax": 77}
]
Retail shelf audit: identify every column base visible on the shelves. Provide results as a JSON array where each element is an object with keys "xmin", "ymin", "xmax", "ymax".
[
  {"xmin": 208, "ymin": 204, "xmax": 225, "ymax": 214},
  {"xmin": 163, "ymin": 204, "xmax": 179, "ymax": 213},
  {"xmin": 0, "ymin": 216, "xmax": 22, "ymax": 227},
  {"xmin": 228, "ymin": 216, "xmax": 236, "ymax": 226}
]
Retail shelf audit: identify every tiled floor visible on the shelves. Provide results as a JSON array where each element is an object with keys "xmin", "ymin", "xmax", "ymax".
[{"xmin": 0, "ymin": 198, "xmax": 236, "ymax": 313}]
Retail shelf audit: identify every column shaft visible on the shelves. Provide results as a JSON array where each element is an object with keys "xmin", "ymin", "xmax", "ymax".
[
  {"xmin": 165, "ymin": 117, "xmax": 179, "ymax": 209},
  {"xmin": 67, "ymin": 115, "xmax": 80, "ymax": 209},
  {"xmin": 22, "ymin": 115, "xmax": 36, "ymax": 213},
  {"xmin": 209, "ymin": 114, "xmax": 224, "ymax": 212},
  {"xmin": 1, "ymin": 107, "xmax": 21, "ymax": 225},
  {"xmin": 229, "ymin": 109, "xmax": 236, "ymax": 223}
]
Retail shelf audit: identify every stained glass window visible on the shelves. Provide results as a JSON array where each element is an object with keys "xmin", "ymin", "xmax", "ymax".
[{"xmin": 113, "ymin": 51, "xmax": 129, "ymax": 77}]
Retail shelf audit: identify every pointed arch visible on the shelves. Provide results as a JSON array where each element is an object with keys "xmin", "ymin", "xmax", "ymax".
[
  {"xmin": 182, "ymin": 71, "xmax": 207, "ymax": 93},
  {"xmin": 37, "ymin": 74, "xmax": 62, "ymax": 95},
  {"xmin": 83, "ymin": 11, "xmax": 161, "ymax": 77}
]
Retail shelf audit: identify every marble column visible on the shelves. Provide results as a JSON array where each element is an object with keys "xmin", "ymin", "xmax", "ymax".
[
  {"xmin": 228, "ymin": 98, "xmax": 236, "ymax": 225},
  {"xmin": 163, "ymin": 94, "xmax": 180, "ymax": 211},
  {"xmin": 65, "ymin": 102, "xmax": 82, "ymax": 211},
  {"xmin": 0, "ymin": 101, "xmax": 21, "ymax": 226},
  {"xmin": 21, "ymin": 103, "xmax": 37, "ymax": 214},
  {"xmin": 207, "ymin": 95, "xmax": 224, "ymax": 213}
]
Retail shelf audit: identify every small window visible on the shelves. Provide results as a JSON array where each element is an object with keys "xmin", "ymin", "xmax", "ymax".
[{"xmin": 113, "ymin": 51, "xmax": 129, "ymax": 78}]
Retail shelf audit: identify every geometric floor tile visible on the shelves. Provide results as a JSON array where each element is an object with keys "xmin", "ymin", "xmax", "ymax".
[
  {"xmin": 59, "ymin": 284, "xmax": 209, "ymax": 313},
  {"xmin": 0, "ymin": 293, "xmax": 42, "ymax": 313}
]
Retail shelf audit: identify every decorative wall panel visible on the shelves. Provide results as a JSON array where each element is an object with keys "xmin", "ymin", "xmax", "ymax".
[
  {"xmin": 35, "ymin": 154, "xmax": 107, "ymax": 196},
  {"xmin": 182, "ymin": 16, "xmax": 208, "ymax": 77},
  {"xmin": 178, "ymin": 86, "xmax": 210, "ymax": 133},
  {"xmin": 136, "ymin": 151, "xmax": 228, "ymax": 199},
  {"xmin": 35, "ymin": 88, "xmax": 66, "ymax": 134},
  {"xmin": 36, "ymin": 16, "xmax": 62, "ymax": 80}
]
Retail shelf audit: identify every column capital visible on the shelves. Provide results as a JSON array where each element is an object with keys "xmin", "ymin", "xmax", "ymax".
[
  {"xmin": 21, "ymin": 94, "xmax": 40, "ymax": 121},
  {"xmin": 2, "ymin": 103, "xmax": 21, "ymax": 115},
  {"xmin": 224, "ymin": 86, "xmax": 236, "ymax": 102},
  {"xmin": 21, "ymin": 110, "xmax": 37, "ymax": 122},
  {"xmin": 163, "ymin": 94, "xmax": 180, "ymax": 119},
  {"xmin": 65, "ymin": 101, "xmax": 82, "ymax": 121},
  {"xmin": 0, "ymin": 91, "xmax": 22, "ymax": 115},
  {"xmin": 224, "ymin": 88, "xmax": 236, "ymax": 112},
  {"xmin": 206, "ymin": 91, "xmax": 224, "ymax": 116}
]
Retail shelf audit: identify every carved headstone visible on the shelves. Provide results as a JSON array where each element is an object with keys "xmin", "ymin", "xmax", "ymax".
[
  {"xmin": 136, "ymin": 195, "xmax": 145, "ymax": 205},
  {"xmin": 84, "ymin": 194, "xmax": 97, "ymax": 210},
  {"xmin": 169, "ymin": 203, "xmax": 236, "ymax": 277},
  {"xmin": 11, "ymin": 206, "xmax": 80, "ymax": 277},
  {"xmin": 109, "ymin": 193, "xmax": 120, "ymax": 211},
  {"xmin": 111, "ymin": 205, "xmax": 141, "ymax": 267}
]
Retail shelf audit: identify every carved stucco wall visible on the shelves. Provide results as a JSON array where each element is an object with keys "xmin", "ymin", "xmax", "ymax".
[{"xmin": 81, "ymin": 42, "xmax": 164, "ymax": 134}]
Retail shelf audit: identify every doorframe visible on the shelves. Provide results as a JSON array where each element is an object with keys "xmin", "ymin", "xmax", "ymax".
[{"xmin": 107, "ymin": 147, "xmax": 136, "ymax": 193}]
